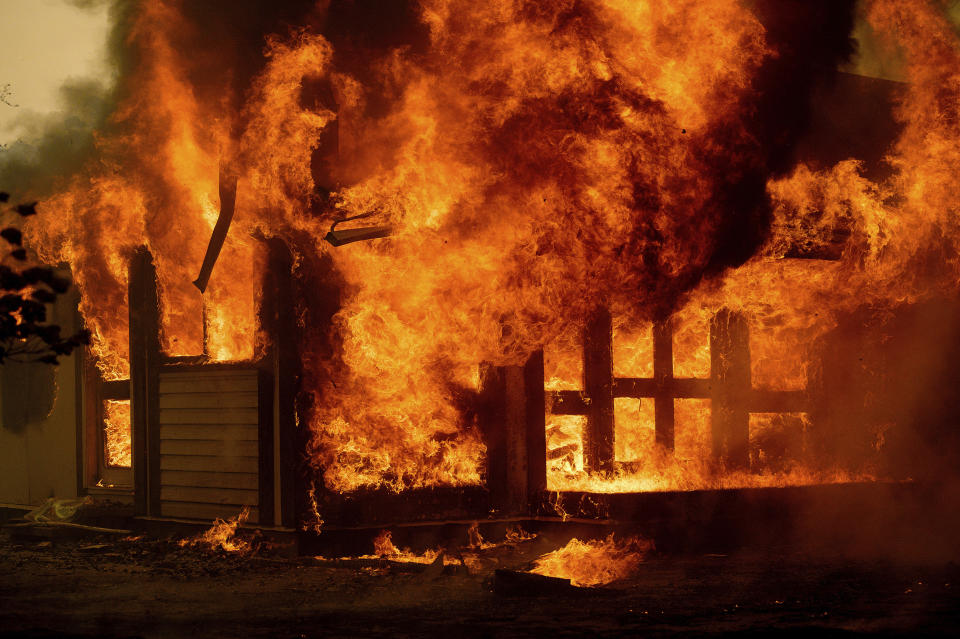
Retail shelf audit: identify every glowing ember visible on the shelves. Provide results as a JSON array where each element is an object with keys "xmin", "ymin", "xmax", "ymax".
[
  {"xmin": 179, "ymin": 508, "xmax": 251, "ymax": 554},
  {"xmin": 530, "ymin": 534, "xmax": 654, "ymax": 587},
  {"xmin": 102, "ymin": 399, "xmax": 131, "ymax": 468}
]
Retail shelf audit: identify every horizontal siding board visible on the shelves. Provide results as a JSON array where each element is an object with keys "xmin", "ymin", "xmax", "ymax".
[
  {"xmin": 160, "ymin": 486, "xmax": 258, "ymax": 506},
  {"xmin": 160, "ymin": 501, "xmax": 259, "ymax": 522},
  {"xmin": 160, "ymin": 439, "xmax": 258, "ymax": 457},
  {"xmin": 159, "ymin": 408, "xmax": 259, "ymax": 425},
  {"xmin": 161, "ymin": 470, "xmax": 259, "ymax": 490},
  {"xmin": 160, "ymin": 455, "xmax": 258, "ymax": 473},
  {"xmin": 159, "ymin": 374, "xmax": 258, "ymax": 395},
  {"xmin": 159, "ymin": 424, "xmax": 258, "ymax": 441},
  {"xmin": 159, "ymin": 392, "xmax": 258, "ymax": 409}
]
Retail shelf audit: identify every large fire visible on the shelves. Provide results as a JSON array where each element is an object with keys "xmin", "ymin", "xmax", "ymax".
[{"xmin": 11, "ymin": 1, "xmax": 960, "ymax": 498}]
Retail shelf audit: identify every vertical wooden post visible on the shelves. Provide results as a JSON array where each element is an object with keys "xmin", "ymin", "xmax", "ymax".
[
  {"xmin": 256, "ymin": 238, "xmax": 299, "ymax": 528},
  {"xmin": 583, "ymin": 307, "xmax": 615, "ymax": 472},
  {"xmin": 653, "ymin": 319, "xmax": 675, "ymax": 451},
  {"xmin": 129, "ymin": 247, "xmax": 161, "ymax": 517},
  {"xmin": 524, "ymin": 350, "xmax": 547, "ymax": 497},
  {"xmin": 710, "ymin": 309, "xmax": 751, "ymax": 469},
  {"xmin": 479, "ymin": 350, "xmax": 546, "ymax": 514}
]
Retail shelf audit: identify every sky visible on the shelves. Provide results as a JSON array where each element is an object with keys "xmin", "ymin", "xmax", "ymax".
[{"xmin": 0, "ymin": 0, "xmax": 112, "ymax": 146}]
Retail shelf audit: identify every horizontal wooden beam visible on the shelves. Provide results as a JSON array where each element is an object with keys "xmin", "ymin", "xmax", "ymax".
[
  {"xmin": 613, "ymin": 377, "xmax": 712, "ymax": 399},
  {"xmin": 551, "ymin": 381, "xmax": 809, "ymax": 414}
]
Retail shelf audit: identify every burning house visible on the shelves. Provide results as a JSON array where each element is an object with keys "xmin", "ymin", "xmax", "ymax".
[{"xmin": 3, "ymin": 0, "xmax": 960, "ymax": 569}]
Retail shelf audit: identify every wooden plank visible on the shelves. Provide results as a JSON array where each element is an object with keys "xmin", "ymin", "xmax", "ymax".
[
  {"xmin": 159, "ymin": 369, "xmax": 258, "ymax": 381},
  {"xmin": 257, "ymin": 366, "xmax": 275, "ymax": 527},
  {"xmin": 653, "ymin": 320, "xmax": 675, "ymax": 451},
  {"xmin": 160, "ymin": 501, "xmax": 259, "ymax": 522},
  {"xmin": 161, "ymin": 470, "xmax": 258, "ymax": 490},
  {"xmin": 160, "ymin": 486, "xmax": 258, "ymax": 506},
  {"xmin": 612, "ymin": 377, "xmax": 711, "ymax": 399},
  {"xmin": 159, "ymin": 392, "xmax": 258, "ymax": 409},
  {"xmin": 158, "ymin": 407, "xmax": 259, "ymax": 425},
  {"xmin": 583, "ymin": 308, "xmax": 614, "ymax": 472},
  {"xmin": 159, "ymin": 455, "xmax": 258, "ymax": 474},
  {"xmin": 160, "ymin": 439, "xmax": 258, "ymax": 457},
  {"xmin": 129, "ymin": 247, "xmax": 161, "ymax": 517},
  {"xmin": 710, "ymin": 309, "xmax": 751, "ymax": 469},
  {"xmin": 548, "ymin": 390, "xmax": 590, "ymax": 415},
  {"xmin": 158, "ymin": 376, "xmax": 258, "ymax": 395},
  {"xmin": 524, "ymin": 350, "xmax": 547, "ymax": 498},
  {"xmin": 160, "ymin": 424, "xmax": 258, "ymax": 441}
]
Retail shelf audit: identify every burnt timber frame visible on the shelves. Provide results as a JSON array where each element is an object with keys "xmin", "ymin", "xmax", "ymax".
[
  {"xmin": 256, "ymin": 237, "xmax": 300, "ymax": 528},
  {"xmin": 479, "ymin": 352, "xmax": 547, "ymax": 513},
  {"xmin": 129, "ymin": 247, "xmax": 161, "ymax": 516},
  {"xmin": 128, "ymin": 242, "xmax": 299, "ymax": 526},
  {"xmin": 548, "ymin": 307, "xmax": 810, "ymax": 471}
]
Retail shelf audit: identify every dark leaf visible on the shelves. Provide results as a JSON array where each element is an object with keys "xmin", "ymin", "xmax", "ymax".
[
  {"xmin": 38, "ymin": 355, "xmax": 59, "ymax": 365},
  {"xmin": 10, "ymin": 248, "xmax": 27, "ymax": 261},
  {"xmin": 14, "ymin": 202, "xmax": 37, "ymax": 217},
  {"xmin": 0, "ymin": 192, "xmax": 9, "ymax": 203},
  {"xmin": 1, "ymin": 227, "xmax": 22, "ymax": 245}
]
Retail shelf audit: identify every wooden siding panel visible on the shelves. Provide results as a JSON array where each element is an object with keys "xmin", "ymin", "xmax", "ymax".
[
  {"xmin": 159, "ymin": 454, "xmax": 258, "ymax": 474},
  {"xmin": 159, "ymin": 408, "xmax": 259, "ymax": 425},
  {"xmin": 161, "ymin": 470, "xmax": 258, "ymax": 490},
  {"xmin": 159, "ymin": 424, "xmax": 258, "ymax": 441},
  {"xmin": 160, "ymin": 501, "xmax": 258, "ymax": 521},
  {"xmin": 160, "ymin": 486, "xmax": 258, "ymax": 505},
  {"xmin": 159, "ymin": 392, "xmax": 258, "ymax": 409},
  {"xmin": 160, "ymin": 439, "xmax": 258, "ymax": 457}
]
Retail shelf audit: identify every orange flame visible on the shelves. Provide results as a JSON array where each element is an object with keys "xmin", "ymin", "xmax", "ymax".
[
  {"xmin": 19, "ymin": 1, "xmax": 960, "ymax": 496},
  {"xmin": 102, "ymin": 399, "xmax": 131, "ymax": 468},
  {"xmin": 178, "ymin": 507, "xmax": 251, "ymax": 554},
  {"xmin": 530, "ymin": 534, "xmax": 654, "ymax": 587}
]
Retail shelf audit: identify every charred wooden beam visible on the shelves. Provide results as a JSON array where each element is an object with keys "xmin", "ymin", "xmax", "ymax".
[
  {"xmin": 255, "ymin": 238, "xmax": 299, "ymax": 528},
  {"xmin": 613, "ymin": 377, "xmax": 712, "ymax": 399},
  {"xmin": 479, "ymin": 350, "xmax": 547, "ymax": 514},
  {"xmin": 653, "ymin": 320, "xmax": 675, "ymax": 451},
  {"xmin": 583, "ymin": 308, "xmax": 614, "ymax": 472},
  {"xmin": 193, "ymin": 170, "xmax": 238, "ymax": 293},
  {"xmin": 524, "ymin": 350, "xmax": 547, "ymax": 497},
  {"xmin": 129, "ymin": 247, "xmax": 161, "ymax": 516},
  {"xmin": 710, "ymin": 309, "xmax": 751, "ymax": 469}
]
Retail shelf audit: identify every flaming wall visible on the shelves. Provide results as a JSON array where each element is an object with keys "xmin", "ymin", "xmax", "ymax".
[{"xmin": 8, "ymin": 1, "xmax": 960, "ymax": 522}]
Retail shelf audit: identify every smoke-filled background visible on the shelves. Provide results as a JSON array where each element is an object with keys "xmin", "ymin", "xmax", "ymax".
[{"xmin": 4, "ymin": 0, "xmax": 960, "ymax": 498}]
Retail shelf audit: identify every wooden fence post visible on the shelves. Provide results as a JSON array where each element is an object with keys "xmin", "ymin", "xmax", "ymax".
[
  {"xmin": 583, "ymin": 308, "xmax": 615, "ymax": 472},
  {"xmin": 653, "ymin": 319, "xmax": 675, "ymax": 451},
  {"xmin": 129, "ymin": 247, "xmax": 161, "ymax": 516},
  {"xmin": 710, "ymin": 309, "xmax": 751, "ymax": 469}
]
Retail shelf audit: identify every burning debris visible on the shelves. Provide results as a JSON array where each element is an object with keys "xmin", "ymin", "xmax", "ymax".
[
  {"xmin": 530, "ymin": 534, "xmax": 655, "ymax": 587},
  {"xmin": 178, "ymin": 508, "xmax": 252, "ymax": 554}
]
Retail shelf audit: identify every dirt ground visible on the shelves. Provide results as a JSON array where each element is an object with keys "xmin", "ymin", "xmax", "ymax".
[{"xmin": 2, "ymin": 527, "xmax": 959, "ymax": 639}]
